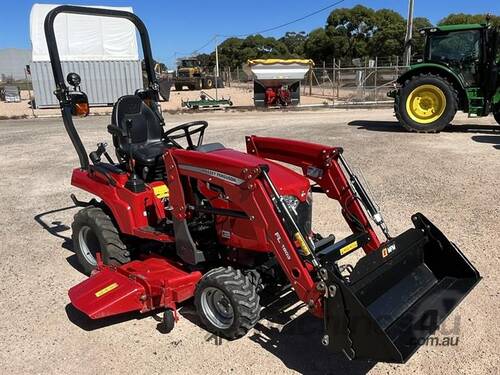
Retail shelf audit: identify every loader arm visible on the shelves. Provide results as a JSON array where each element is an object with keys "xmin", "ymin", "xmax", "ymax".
[{"xmin": 246, "ymin": 135, "xmax": 382, "ymax": 252}]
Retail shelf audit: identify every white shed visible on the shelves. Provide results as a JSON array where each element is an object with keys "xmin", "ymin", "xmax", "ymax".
[{"xmin": 30, "ymin": 3, "xmax": 143, "ymax": 108}]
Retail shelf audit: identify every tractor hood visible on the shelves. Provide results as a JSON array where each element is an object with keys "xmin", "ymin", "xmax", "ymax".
[{"xmin": 205, "ymin": 148, "xmax": 311, "ymax": 201}]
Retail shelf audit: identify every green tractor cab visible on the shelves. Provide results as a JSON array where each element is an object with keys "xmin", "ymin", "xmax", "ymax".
[{"xmin": 390, "ymin": 23, "xmax": 500, "ymax": 132}]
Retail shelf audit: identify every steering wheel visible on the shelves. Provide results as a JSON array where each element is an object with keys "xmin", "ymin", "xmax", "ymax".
[{"xmin": 164, "ymin": 121, "xmax": 208, "ymax": 149}]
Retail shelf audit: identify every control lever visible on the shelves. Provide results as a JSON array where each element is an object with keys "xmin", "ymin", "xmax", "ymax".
[
  {"xmin": 89, "ymin": 142, "xmax": 113, "ymax": 164},
  {"xmin": 123, "ymin": 119, "xmax": 145, "ymax": 193}
]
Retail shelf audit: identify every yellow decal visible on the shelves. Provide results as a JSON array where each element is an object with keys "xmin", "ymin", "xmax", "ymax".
[
  {"xmin": 382, "ymin": 248, "xmax": 388, "ymax": 258},
  {"xmin": 340, "ymin": 241, "xmax": 358, "ymax": 256},
  {"xmin": 95, "ymin": 282, "xmax": 118, "ymax": 297},
  {"xmin": 294, "ymin": 232, "xmax": 311, "ymax": 256},
  {"xmin": 153, "ymin": 184, "xmax": 169, "ymax": 199}
]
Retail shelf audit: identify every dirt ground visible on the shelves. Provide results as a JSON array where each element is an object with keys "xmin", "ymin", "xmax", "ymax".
[
  {"xmin": 0, "ymin": 85, "xmax": 332, "ymax": 118},
  {"xmin": 0, "ymin": 108, "xmax": 499, "ymax": 374}
]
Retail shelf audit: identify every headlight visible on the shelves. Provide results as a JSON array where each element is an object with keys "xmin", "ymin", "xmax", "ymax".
[{"xmin": 282, "ymin": 195, "xmax": 300, "ymax": 212}]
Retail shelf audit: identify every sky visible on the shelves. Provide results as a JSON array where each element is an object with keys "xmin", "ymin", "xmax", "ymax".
[{"xmin": 0, "ymin": 0, "xmax": 498, "ymax": 67}]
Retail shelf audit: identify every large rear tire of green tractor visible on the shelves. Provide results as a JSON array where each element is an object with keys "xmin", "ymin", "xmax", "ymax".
[
  {"xmin": 72, "ymin": 206, "xmax": 131, "ymax": 275},
  {"xmin": 395, "ymin": 73, "xmax": 458, "ymax": 133},
  {"xmin": 195, "ymin": 267, "xmax": 260, "ymax": 340},
  {"xmin": 494, "ymin": 110, "xmax": 500, "ymax": 125}
]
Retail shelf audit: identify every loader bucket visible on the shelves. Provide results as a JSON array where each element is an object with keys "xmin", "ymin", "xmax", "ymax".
[{"xmin": 323, "ymin": 213, "xmax": 480, "ymax": 363}]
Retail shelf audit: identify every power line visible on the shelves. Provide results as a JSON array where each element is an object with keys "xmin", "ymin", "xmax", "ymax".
[
  {"xmin": 220, "ymin": 0, "xmax": 347, "ymax": 38},
  {"xmin": 169, "ymin": 0, "xmax": 348, "ymax": 59},
  {"xmin": 191, "ymin": 35, "xmax": 217, "ymax": 54}
]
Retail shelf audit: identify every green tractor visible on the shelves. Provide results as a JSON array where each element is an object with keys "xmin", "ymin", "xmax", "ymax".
[{"xmin": 390, "ymin": 23, "xmax": 500, "ymax": 132}]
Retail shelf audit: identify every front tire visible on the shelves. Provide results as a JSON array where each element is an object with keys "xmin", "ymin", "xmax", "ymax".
[
  {"xmin": 395, "ymin": 73, "xmax": 458, "ymax": 133},
  {"xmin": 194, "ymin": 267, "xmax": 260, "ymax": 339},
  {"xmin": 72, "ymin": 206, "xmax": 130, "ymax": 275}
]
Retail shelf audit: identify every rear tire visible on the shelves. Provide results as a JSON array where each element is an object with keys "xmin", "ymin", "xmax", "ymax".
[
  {"xmin": 395, "ymin": 73, "xmax": 458, "ymax": 133},
  {"xmin": 202, "ymin": 77, "xmax": 214, "ymax": 89},
  {"xmin": 72, "ymin": 206, "xmax": 130, "ymax": 275},
  {"xmin": 194, "ymin": 267, "xmax": 260, "ymax": 340},
  {"xmin": 494, "ymin": 110, "xmax": 500, "ymax": 125}
]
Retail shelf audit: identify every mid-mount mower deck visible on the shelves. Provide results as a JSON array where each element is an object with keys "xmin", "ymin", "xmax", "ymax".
[{"xmin": 47, "ymin": 6, "xmax": 481, "ymax": 364}]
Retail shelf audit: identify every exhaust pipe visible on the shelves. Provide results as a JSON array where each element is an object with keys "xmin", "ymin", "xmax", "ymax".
[{"xmin": 322, "ymin": 213, "xmax": 480, "ymax": 363}]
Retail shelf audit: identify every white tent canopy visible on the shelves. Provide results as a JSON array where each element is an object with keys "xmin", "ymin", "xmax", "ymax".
[{"xmin": 30, "ymin": 3, "xmax": 139, "ymax": 62}]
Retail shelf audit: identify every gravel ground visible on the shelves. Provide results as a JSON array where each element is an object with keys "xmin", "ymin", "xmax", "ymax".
[{"xmin": 0, "ymin": 108, "xmax": 499, "ymax": 374}]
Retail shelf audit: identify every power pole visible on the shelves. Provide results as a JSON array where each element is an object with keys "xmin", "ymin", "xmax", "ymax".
[
  {"xmin": 404, "ymin": 0, "xmax": 415, "ymax": 66},
  {"xmin": 215, "ymin": 35, "xmax": 219, "ymax": 100}
]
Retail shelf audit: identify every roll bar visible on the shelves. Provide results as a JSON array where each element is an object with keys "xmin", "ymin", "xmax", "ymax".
[{"xmin": 44, "ymin": 5, "xmax": 159, "ymax": 170}]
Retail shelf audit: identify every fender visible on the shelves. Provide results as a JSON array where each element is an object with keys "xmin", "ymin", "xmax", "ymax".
[
  {"xmin": 71, "ymin": 168, "xmax": 173, "ymax": 242},
  {"xmin": 397, "ymin": 63, "xmax": 467, "ymax": 88}
]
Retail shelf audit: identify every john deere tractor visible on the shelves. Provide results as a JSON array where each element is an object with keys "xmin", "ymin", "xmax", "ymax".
[{"xmin": 390, "ymin": 23, "xmax": 500, "ymax": 132}]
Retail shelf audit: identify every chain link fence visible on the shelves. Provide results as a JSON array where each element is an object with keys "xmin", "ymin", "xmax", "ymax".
[{"xmin": 219, "ymin": 56, "xmax": 410, "ymax": 105}]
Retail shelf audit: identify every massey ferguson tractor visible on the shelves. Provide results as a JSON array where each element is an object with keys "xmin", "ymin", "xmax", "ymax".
[
  {"xmin": 390, "ymin": 22, "xmax": 500, "ymax": 132},
  {"xmin": 47, "ymin": 6, "xmax": 480, "ymax": 363}
]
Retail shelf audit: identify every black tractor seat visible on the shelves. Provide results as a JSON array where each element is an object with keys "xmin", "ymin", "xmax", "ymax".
[
  {"xmin": 109, "ymin": 94, "xmax": 224, "ymax": 179},
  {"xmin": 110, "ymin": 95, "xmax": 170, "ymax": 165}
]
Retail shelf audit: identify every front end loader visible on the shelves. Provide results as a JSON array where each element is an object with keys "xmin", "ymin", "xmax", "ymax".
[
  {"xmin": 390, "ymin": 22, "xmax": 500, "ymax": 132},
  {"xmin": 47, "ymin": 6, "xmax": 481, "ymax": 364}
]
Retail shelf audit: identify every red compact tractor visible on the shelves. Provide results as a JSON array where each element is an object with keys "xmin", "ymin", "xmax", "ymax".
[{"xmin": 47, "ymin": 6, "xmax": 480, "ymax": 363}]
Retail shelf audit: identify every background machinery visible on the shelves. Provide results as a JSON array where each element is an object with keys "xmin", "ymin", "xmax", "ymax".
[
  {"xmin": 247, "ymin": 59, "xmax": 313, "ymax": 107},
  {"xmin": 390, "ymin": 22, "xmax": 500, "ymax": 132},
  {"xmin": 47, "ymin": 6, "xmax": 480, "ymax": 364},
  {"xmin": 173, "ymin": 58, "xmax": 220, "ymax": 91}
]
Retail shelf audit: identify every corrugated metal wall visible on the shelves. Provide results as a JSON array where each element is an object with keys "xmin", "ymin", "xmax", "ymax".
[{"xmin": 31, "ymin": 60, "xmax": 142, "ymax": 108}]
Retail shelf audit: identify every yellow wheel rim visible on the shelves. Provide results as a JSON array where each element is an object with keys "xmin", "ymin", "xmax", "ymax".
[{"xmin": 405, "ymin": 84, "xmax": 447, "ymax": 124}]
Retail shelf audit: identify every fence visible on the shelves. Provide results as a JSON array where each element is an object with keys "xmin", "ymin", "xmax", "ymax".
[{"xmin": 219, "ymin": 56, "xmax": 409, "ymax": 105}]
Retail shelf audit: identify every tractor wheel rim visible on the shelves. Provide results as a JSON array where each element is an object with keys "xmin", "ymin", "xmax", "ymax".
[
  {"xmin": 78, "ymin": 226, "xmax": 98, "ymax": 266},
  {"xmin": 200, "ymin": 286, "xmax": 234, "ymax": 329},
  {"xmin": 406, "ymin": 84, "xmax": 447, "ymax": 124}
]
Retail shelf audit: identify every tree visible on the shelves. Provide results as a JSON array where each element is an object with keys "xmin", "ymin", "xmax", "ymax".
[
  {"xmin": 439, "ymin": 13, "xmax": 500, "ymax": 27},
  {"xmin": 279, "ymin": 31, "xmax": 307, "ymax": 56},
  {"xmin": 196, "ymin": 53, "xmax": 214, "ymax": 70},
  {"xmin": 304, "ymin": 28, "xmax": 332, "ymax": 62},
  {"xmin": 368, "ymin": 9, "xmax": 406, "ymax": 57},
  {"xmin": 325, "ymin": 5, "xmax": 377, "ymax": 59},
  {"xmin": 200, "ymin": 35, "xmax": 292, "ymax": 69}
]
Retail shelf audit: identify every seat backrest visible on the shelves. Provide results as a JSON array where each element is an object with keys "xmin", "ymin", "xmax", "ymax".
[{"xmin": 111, "ymin": 95, "xmax": 163, "ymax": 150}]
